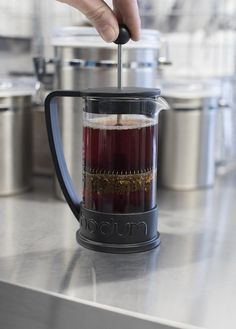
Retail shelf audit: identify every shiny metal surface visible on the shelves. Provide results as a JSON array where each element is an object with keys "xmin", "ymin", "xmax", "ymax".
[
  {"xmin": 0, "ymin": 173, "xmax": 236, "ymax": 328},
  {"xmin": 0, "ymin": 282, "xmax": 188, "ymax": 329},
  {"xmin": 215, "ymin": 99, "xmax": 236, "ymax": 171},
  {"xmin": 0, "ymin": 96, "xmax": 32, "ymax": 195},
  {"xmin": 158, "ymin": 97, "xmax": 217, "ymax": 190}
]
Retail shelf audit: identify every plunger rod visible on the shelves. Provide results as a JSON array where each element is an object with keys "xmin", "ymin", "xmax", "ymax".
[{"xmin": 117, "ymin": 44, "xmax": 122, "ymax": 125}]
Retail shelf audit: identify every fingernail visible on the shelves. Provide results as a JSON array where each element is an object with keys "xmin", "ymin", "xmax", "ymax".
[{"xmin": 98, "ymin": 25, "xmax": 117, "ymax": 42}]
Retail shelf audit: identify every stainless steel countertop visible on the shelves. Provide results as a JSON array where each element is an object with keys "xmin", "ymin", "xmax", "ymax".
[{"xmin": 0, "ymin": 172, "xmax": 236, "ymax": 329}]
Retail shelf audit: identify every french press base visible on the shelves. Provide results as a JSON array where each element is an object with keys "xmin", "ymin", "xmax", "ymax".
[{"xmin": 76, "ymin": 205, "xmax": 160, "ymax": 253}]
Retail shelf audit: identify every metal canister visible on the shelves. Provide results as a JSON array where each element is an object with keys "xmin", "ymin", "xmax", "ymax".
[
  {"xmin": 0, "ymin": 79, "xmax": 33, "ymax": 195},
  {"xmin": 158, "ymin": 79, "xmax": 220, "ymax": 190},
  {"xmin": 215, "ymin": 97, "xmax": 236, "ymax": 174},
  {"xmin": 53, "ymin": 27, "xmax": 161, "ymax": 199}
]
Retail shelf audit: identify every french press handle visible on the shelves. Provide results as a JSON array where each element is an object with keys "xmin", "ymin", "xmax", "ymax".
[{"xmin": 45, "ymin": 90, "xmax": 82, "ymax": 222}]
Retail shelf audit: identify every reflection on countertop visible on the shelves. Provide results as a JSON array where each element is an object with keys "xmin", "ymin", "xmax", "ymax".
[{"xmin": 0, "ymin": 172, "xmax": 236, "ymax": 329}]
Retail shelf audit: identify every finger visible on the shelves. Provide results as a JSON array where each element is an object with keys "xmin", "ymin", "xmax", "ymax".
[
  {"xmin": 58, "ymin": 0, "xmax": 119, "ymax": 42},
  {"xmin": 113, "ymin": 0, "xmax": 141, "ymax": 41}
]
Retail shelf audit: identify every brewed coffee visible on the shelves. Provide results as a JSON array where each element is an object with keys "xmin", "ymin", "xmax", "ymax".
[{"xmin": 83, "ymin": 115, "xmax": 157, "ymax": 213}]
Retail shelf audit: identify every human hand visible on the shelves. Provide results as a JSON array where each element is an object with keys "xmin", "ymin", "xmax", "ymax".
[{"xmin": 57, "ymin": 0, "xmax": 141, "ymax": 42}]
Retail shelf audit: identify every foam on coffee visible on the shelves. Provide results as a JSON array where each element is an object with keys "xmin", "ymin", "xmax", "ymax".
[{"xmin": 84, "ymin": 114, "xmax": 155, "ymax": 130}]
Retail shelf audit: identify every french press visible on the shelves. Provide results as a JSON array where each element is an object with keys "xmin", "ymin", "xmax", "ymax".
[{"xmin": 45, "ymin": 26, "xmax": 168, "ymax": 253}]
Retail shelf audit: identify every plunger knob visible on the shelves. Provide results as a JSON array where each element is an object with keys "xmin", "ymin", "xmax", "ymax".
[{"xmin": 114, "ymin": 25, "xmax": 131, "ymax": 45}]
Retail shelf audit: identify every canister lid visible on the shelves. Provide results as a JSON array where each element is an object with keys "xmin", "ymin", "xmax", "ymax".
[
  {"xmin": 52, "ymin": 26, "xmax": 160, "ymax": 49},
  {"xmin": 157, "ymin": 78, "xmax": 221, "ymax": 109},
  {"xmin": 158, "ymin": 78, "xmax": 221, "ymax": 99}
]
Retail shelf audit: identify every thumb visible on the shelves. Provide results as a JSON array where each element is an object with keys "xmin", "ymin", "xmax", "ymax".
[{"xmin": 59, "ymin": 0, "xmax": 119, "ymax": 42}]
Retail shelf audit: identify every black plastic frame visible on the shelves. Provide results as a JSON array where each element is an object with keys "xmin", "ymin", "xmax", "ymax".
[
  {"xmin": 44, "ymin": 90, "xmax": 160, "ymax": 253},
  {"xmin": 77, "ymin": 205, "xmax": 160, "ymax": 253}
]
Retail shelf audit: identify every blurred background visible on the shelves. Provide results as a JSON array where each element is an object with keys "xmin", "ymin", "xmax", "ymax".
[
  {"xmin": 0, "ymin": 0, "xmax": 235, "ymax": 77},
  {"xmin": 0, "ymin": 0, "xmax": 236, "ymax": 197}
]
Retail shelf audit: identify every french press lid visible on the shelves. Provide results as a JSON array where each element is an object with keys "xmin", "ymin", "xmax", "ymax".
[
  {"xmin": 82, "ymin": 87, "xmax": 161, "ymax": 115},
  {"xmin": 80, "ymin": 87, "xmax": 161, "ymax": 98}
]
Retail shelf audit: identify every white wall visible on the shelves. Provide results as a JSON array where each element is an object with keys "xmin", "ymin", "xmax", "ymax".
[
  {"xmin": 34, "ymin": 0, "xmax": 84, "ymax": 57},
  {"xmin": 0, "ymin": 0, "xmax": 33, "ymax": 38},
  {"xmin": 164, "ymin": 31, "xmax": 236, "ymax": 79}
]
